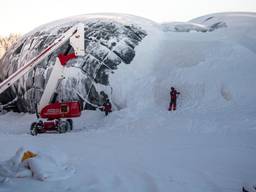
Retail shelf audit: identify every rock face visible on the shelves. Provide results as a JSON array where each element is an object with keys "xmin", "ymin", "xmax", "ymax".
[{"xmin": 0, "ymin": 15, "xmax": 147, "ymax": 112}]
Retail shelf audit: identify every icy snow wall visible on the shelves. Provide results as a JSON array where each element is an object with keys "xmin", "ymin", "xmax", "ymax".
[
  {"xmin": 110, "ymin": 12, "xmax": 256, "ymax": 112},
  {"xmin": 153, "ymin": 12, "xmax": 256, "ymax": 111}
]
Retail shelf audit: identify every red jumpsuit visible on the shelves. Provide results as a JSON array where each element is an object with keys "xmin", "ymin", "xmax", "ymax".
[
  {"xmin": 103, "ymin": 102, "xmax": 112, "ymax": 116},
  {"xmin": 169, "ymin": 89, "xmax": 180, "ymax": 111}
]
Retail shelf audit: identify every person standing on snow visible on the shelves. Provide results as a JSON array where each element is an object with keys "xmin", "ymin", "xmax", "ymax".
[
  {"xmin": 102, "ymin": 99, "xmax": 112, "ymax": 116},
  {"xmin": 169, "ymin": 87, "xmax": 180, "ymax": 111}
]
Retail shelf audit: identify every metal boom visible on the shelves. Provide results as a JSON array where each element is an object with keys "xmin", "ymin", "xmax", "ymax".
[{"xmin": 0, "ymin": 23, "xmax": 85, "ymax": 96}]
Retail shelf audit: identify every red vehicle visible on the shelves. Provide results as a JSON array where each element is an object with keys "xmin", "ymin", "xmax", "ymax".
[
  {"xmin": 30, "ymin": 101, "xmax": 81, "ymax": 135},
  {"xmin": 40, "ymin": 101, "xmax": 81, "ymax": 119}
]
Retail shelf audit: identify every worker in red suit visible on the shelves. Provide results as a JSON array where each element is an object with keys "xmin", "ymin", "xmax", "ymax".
[
  {"xmin": 169, "ymin": 87, "xmax": 180, "ymax": 111},
  {"xmin": 103, "ymin": 99, "xmax": 112, "ymax": 116}
]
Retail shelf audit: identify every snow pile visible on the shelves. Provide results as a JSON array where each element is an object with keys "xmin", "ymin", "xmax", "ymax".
[
  {"xmin": 0, "ymin": 148, "xmax": 31, "ymax": 180},
  {"xmin": 0, "ymin": 147, "xmax": 74, "ymax": 181},
  {"xmin": 107, "ymin": 12, "xmax": 256, "ymax": 112}
]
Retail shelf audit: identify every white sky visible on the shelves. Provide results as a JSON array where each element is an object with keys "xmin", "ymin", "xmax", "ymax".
[{"xmin": 0, "ymin": 0, "xmax": 255, "ymax": 36}]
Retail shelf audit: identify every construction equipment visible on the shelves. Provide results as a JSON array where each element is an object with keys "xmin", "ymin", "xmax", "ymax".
[{"xmin": 0, "ymin": 23, "xmax": 85, "ymax": 135}]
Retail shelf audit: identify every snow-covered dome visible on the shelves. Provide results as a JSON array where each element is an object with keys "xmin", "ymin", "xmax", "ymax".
[
  {"xmin": 0, "ymin": 14, "xmax": 156, "ymax": 112},
  {"xmin": 1, "ymin": 12, "xmax": 256, "ymax": 113}
]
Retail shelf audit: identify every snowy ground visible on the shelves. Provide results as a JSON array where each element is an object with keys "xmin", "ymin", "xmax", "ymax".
[
  {"xmin": 0, "ymin": 107, "xmax": 256, "ymax": 192},
  {"xmin": 1, "ymin": 12, "xmax": 256, "ymax": 192}
]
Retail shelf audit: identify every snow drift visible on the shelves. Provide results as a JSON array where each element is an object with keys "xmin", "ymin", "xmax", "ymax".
[
  {"xmin": 111, "ymin": 12, "xmax": 256, "ymax": 112},
  {"xmin": 0, "ymin": 147, "xmax": 73, "ymax": 181}
]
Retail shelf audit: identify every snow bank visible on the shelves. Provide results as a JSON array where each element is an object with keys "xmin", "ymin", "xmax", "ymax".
[
  {"xmin": 0, "ymin": 147, "xmax": 74, "ymax": 181},
  {"xmin": 110, "ymin": 12, "xmax": 256, "ymax": 112},
  {"xmin": 0, "ymin": 148, "xmax": 29, "ymax": 178}
]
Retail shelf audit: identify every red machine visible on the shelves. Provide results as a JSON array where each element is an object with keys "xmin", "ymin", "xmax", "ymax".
[
  {"xmin": 0, "ymin": 23, "xmax": 85, "ymax": 135},
  {"xmin": 30, "ymin": 101, "xmax": 81, "ymax": 135},
  {"xmin": 40, "ymin": 101, "xmax": 81, "ymax": 119}
]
